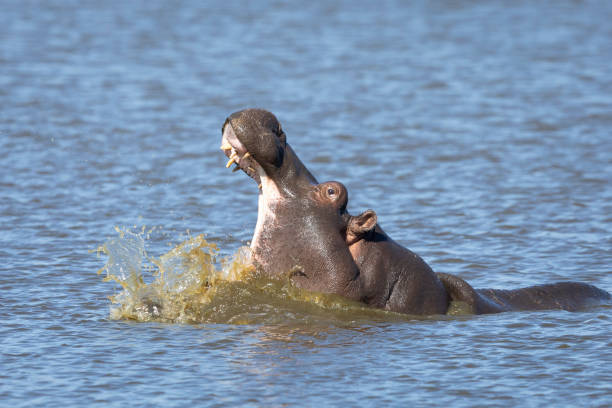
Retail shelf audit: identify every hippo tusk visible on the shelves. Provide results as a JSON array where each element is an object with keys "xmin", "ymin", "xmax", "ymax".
[{"xmin": 226, "ymin": 152, "xmax": 238, "ymax": 168}]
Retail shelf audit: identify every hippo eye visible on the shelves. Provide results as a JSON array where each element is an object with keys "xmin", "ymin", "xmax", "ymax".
[{"xmin": 327, "ymin": 188, "xmax": 336, "ymax": 196}]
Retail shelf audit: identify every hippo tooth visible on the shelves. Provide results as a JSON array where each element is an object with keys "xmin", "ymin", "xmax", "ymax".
[
  {"xmin": 248, "ymin": 166, "xmax": 255, "ymax": 172},
  {"xmin": 258, "ymin": 183, "xmax": 262, "ymax": 189},
  {"xmin": 220, "ymin": 142, "xmax": 232, "ymax": 151},
  {"xmin": 242, "ymin": 152, "xmax": 251, "ymax": 159},
  {"xmin": 226, "ymin": 153, "xmax": 238, "ymax": 168}
]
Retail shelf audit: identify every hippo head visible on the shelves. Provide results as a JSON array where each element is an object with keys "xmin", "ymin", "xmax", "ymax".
[
  {"xmin": 221, "ymin": 109, "xmax": 363, "ymax": 299},
  {"xmin": 221, "ymin": 108, "xmax": 317, "ymax": 195}
]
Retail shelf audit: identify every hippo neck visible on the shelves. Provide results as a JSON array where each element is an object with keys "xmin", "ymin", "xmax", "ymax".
[
  {"xmin": 251, "ymin": 196, "xmax": 330, "ymax": 278},
  {"xmin": 251, "ymin": 143, "xmax": 317, "ymax": 261}
]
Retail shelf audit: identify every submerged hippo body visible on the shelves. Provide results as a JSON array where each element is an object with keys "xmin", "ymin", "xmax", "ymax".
[
  {"xmin": 437, "ymin": 272, "xmax": 610, "ymax": 314},
  {"xmin": 221, "ymin": 108, "xmax": 611, "ymax": 315},
  {"xmin": 345, "ymin": 209, "xmax": 611, "ymax": 314}
]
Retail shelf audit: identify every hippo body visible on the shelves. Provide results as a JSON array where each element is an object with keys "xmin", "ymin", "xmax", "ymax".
[
  {"xmin": 220, "ymin": 108, "xmax": 611, "ymax": 315},
  {"xmin": 345, "ymin": 211, "xmax": 449, "ymax": 315}
]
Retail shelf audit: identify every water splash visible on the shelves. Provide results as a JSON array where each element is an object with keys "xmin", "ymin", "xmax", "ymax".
[{"xmin": 96, "ymin": 227, "xmax": 408, "ymax": 325}]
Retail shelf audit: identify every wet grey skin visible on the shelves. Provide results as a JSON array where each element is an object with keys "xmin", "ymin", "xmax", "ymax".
[{"xmin": 221, "ymin": 109, "xmax": 611, "ymax": 315}]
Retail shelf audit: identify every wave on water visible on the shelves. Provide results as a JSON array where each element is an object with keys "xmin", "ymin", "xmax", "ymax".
[{"xmin": 95, "ymin": 227, "xmax": 410, "ymax": 325}]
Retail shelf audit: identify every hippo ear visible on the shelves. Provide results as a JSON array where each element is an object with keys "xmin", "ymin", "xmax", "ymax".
[{"xmin": 348, "ymin": 210, "xmax": 377, "ymax": 235}]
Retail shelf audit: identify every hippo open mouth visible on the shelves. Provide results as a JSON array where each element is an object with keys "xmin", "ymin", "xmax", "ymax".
[
  {"xmin": 220, "ymin": 121, "xmax": 262, "ymax": 188},
  {"xmin": 220, "ymin": 108, "xmax": 316, "ymax": 202}
]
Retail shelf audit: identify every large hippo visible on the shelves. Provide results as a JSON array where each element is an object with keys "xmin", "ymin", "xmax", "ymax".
[
  {"xmin": 221, "ymin": 109, "xmax": 364, "ymax": 299},
  {"xmin": 220, "ymin": 108, "xmax": 611, "ymax": 315}
]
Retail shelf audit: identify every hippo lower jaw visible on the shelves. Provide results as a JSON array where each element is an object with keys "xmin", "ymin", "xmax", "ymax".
[
  {"xmin": 221, "ymin": 124, "xmax": 287, "ymax": 259},
  {"xmin": 252, "ymin": 177, "xmax": 287, "ymax": 254},
  {"xmin": 221, "ymin": 122, "xmax": 286, "ymax": 199}
]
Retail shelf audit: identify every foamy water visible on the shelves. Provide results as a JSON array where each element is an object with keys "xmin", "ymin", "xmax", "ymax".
[{"xmin": 97, "ymin": 228, "xmax": 409, "ymax": 325}]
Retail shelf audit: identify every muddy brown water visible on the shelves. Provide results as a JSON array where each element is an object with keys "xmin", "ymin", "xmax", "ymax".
[{"xmin": 1, "ymin": 1, "xmax": 611, "ymax": 406}]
